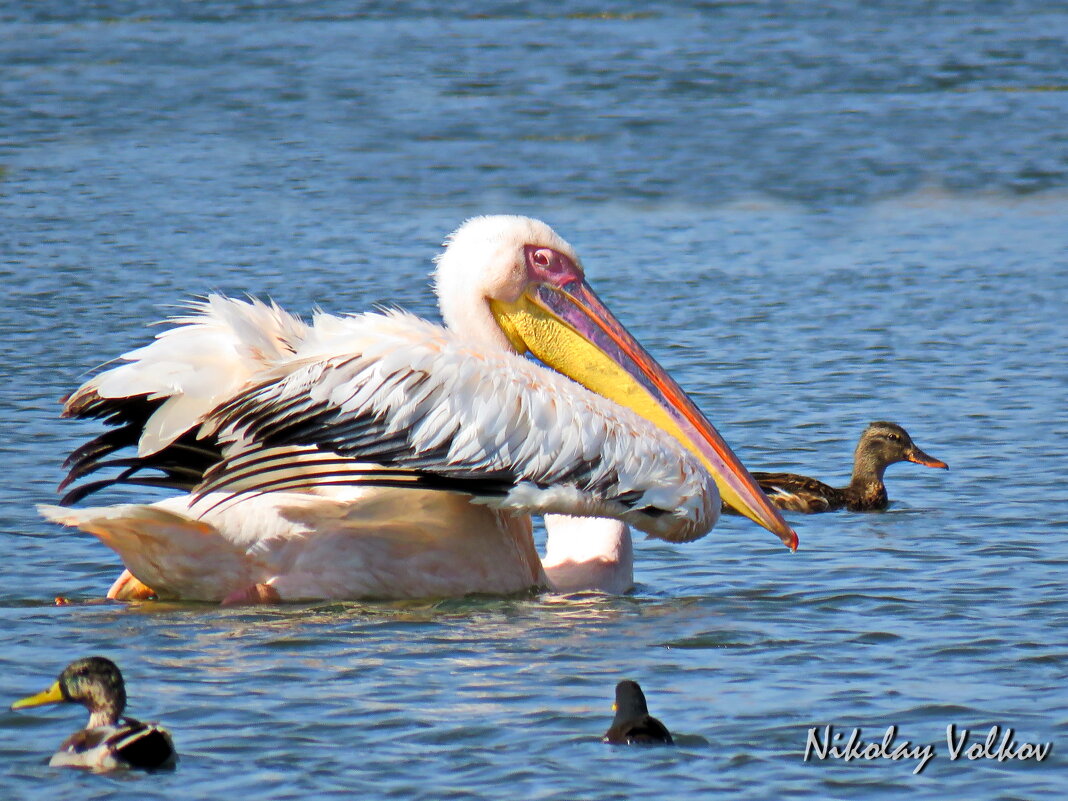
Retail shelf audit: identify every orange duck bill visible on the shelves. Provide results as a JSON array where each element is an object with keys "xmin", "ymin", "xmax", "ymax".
[{"xmin": 905, "ymin": 446, "xmax": 948, "ymax": 470}]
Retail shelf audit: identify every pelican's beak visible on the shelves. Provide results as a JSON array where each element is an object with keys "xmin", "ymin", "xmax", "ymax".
[
  {"xmin": 11, "ymin": 681, "xmax": 64, "ymax": 710},
  {"xmin": 492, "ymin": 273, "xmax": 798, "ymax": 551},
  {"xmin": 906, "ymin": 446, "xmax": 948, "ymax": 470}
]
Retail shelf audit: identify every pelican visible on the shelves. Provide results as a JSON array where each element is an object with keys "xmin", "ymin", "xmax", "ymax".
[{"xmin": 42, "ymin": 216, "xmax": 796, "ymax": 602}]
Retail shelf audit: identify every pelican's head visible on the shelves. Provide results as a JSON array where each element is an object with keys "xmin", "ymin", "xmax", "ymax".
[
  {"xmin": 435, "ymin": 215, "xmax": 583, "ymax": 352},
  {"xmin": 434, "ymin": 215, "xmax": 797, "ymax": 550}
]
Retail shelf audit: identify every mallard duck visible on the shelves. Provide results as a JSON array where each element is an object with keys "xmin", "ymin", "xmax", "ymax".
[
  {"xmin": 603, "ymin": 680, "xmax": 674, "ymax": 745},
  {"xmin": 11, "ymin": 656, "xmax": 176, "ymax": 771},
  {"xmin": 751, "ymin": 421, "xmax": 948, "ymax": 513}
]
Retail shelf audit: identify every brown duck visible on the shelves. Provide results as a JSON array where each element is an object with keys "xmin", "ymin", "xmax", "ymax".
[{"xmin": 750, "ymin": 421, "xmax": 947, "ymax": 513}]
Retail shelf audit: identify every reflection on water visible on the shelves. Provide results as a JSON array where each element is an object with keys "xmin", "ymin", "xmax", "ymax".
[{"xmin": 2, "ymin": 1, "xmax": 1067, "ymax": 799}]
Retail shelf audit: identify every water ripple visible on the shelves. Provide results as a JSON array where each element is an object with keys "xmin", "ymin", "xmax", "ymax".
[{"xmin": 2, "ymin": 3, "xmax": 1067, "ymax": 799}]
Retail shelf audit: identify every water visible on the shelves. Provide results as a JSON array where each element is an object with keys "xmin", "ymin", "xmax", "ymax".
[{"xmin": 2, "ymin": 3, "xmax": 1067, "ymax": 799}]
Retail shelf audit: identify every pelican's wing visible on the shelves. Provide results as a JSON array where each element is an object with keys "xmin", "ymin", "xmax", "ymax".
[
  {"xmin": 59, "ymin": 296, "xmax": 308, "ymax": 502},
  {"xmin": 197, "ymin": 309, "xmax": 718, "ymax": 543}
]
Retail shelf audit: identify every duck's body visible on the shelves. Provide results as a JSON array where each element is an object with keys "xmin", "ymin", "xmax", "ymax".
[
  {"xmin": 11, "ymin": 657, "xmax": 175, "ymax": 772},
  {"xmin": 45, "ymin": 216, "xmax": 795, "ymax": 602},
  {"xmin": 603, "ymin": 680, "xmax": 673, "ymax": 745},
  {"xmin": 49, "ymin": 717, "xmax": 175, "ymax": 771},
  {"xmin": 751, "ymin": 473, "xmax": 863, "ymax": 513},
  {"xmin": 752, "ymin": 422, "xmax": 948, "ymax": 513}
]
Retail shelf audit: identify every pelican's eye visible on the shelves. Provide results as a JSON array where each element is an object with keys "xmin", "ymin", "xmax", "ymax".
[{"xmin": 524, "ymin": 245, "xmax": 579, "ymax": 285}]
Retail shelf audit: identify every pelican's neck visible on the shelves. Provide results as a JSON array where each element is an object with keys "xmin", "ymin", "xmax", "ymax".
[
  {"xmin": 436, "ymin": 278, "xmax": 517, "ymax": 354},
  {"xmin": 542, "ymin": 515, "xmax": 634, "ymax": 594},
  {"xmin": 433, "ymin": 220, "xmax": 525, "ymax": 355},
  {"xmin": 432, "ymin": 214, "xmax": 582, "ymax": 355}
]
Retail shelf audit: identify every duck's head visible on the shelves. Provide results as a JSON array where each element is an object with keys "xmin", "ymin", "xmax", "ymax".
[
  {"xmin": 11, "ymin": 656, "xmax": 126, "ymax": 727},
  {"xmin": 855, "ymin": 421, "xmax": 948, "ymax": 480},
  {"xmin": 610, "ymin": 679, "xmax": 649, "ymax": 717},
  {"xmin": 434, "ymin": 215, "xmax": 797, "ymax": 550},
  {"xmin": 611, "ymin": 679, "xmax": 651, "ymax": 721}
]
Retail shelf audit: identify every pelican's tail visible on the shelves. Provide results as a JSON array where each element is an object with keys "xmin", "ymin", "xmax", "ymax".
[{"xmin": 38, "ymin": 503, "xmax": 253, "ymax": 602}]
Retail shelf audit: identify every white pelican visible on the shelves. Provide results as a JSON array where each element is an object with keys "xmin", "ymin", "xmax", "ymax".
[{"xmin": 42, "ymin": 216, "xmax": 796, "ymax": 602}]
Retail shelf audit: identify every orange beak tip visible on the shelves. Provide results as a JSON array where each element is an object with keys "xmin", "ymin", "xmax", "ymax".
[
  {"xmin": 907, "ymin": 450, "xmax": 948, "ymax": 470},
  {"xmin": 916, "ymin": 458, "xmax": 949, "ymax": 470}
]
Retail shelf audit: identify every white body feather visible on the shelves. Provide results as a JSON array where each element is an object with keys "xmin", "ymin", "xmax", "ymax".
[{"xmin": 205, "ymin": 307, "xmax": 717, "ymax": 541}]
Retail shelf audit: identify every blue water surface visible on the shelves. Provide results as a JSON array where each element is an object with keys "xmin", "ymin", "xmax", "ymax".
[{"xmin": 1, "ymin": 3, "xmax": 1066, "ymax": 799}]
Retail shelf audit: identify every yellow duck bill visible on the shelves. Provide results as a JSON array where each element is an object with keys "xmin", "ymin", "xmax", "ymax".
[{"xmin": 11, "ymin": 681, "xmax": 65, "ymax": 710}]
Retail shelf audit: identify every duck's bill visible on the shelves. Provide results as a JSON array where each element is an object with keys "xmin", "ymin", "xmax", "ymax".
[
  {"xmin": 492, "ymin": 278, "xmax": 798, "ymax": 551},
  {"xmin": 907, "ymin": 447, "xmax": 948, "ymax": 469},
  {"xmin": 11, "ymin": 681, "xmax": 64, "ymax": 710}
]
